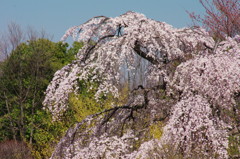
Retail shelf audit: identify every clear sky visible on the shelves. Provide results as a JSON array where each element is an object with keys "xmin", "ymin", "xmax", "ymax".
[{"xmin": 0, "ymin": 0, "xmax": 205, "ymax": 42}]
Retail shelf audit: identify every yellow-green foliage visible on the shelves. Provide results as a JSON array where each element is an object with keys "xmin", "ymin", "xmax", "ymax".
[
  {"xmin": 132, "ymin": 120, "xmax": 164, "ymax": 152},
  {"xmin": 67, "ymin": 80, "xmax": 113, "ymax": 123},
  {"xmin": 227, "ymin": 134, "xmax": 240, "ymax": 157},
  {"xmin": 149, "ymin": 121, "xmax": 163, "ymax": 139},
  {"xmin": 68, "ymin": 93, "xmax": 112, "ymax": 122},
  {"xmin": 31, "ymin": 110, "xmax": 71, "ymax": 159},
  {"xmin": 116, "ymin": 83, "xmax": 129, "ymax": 105}
]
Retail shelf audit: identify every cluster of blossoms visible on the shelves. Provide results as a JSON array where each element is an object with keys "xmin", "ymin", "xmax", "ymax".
[
  {"xmin": 43, "ymin": 61, "xmax": 82, "ymax": 120},
  {"xmin": 44, "ymin": 11, "xmax": 213, "ymax": 119},
  {"xmin": 162, "ymin": 95, "xmax": 229, "ymax": 158},
  {"xmin": 171, "ymin": 52, "xmax": 240, "ymax": 108},
  {"xmin": 69, "ymin": 132, "xmax": 136, "ymax": 159},
  {"xmin": 50, "ymin": 112, "xmax": 137, "ymax": 159},
  {"xmin": 45, "ymin": 12, "xmax": 240, "ymax": 158}
]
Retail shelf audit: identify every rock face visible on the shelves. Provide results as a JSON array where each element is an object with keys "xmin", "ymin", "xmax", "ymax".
[{"xmin": 44, "ymin": 12, "xmax": 240, "ymax": 158}]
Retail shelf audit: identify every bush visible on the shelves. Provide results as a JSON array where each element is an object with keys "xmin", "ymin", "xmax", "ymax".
[{"xmin": 0, "ymin": 140, "xmax": 33, "ymax": 159}]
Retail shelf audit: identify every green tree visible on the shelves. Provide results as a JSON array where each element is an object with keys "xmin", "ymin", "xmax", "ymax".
[{"xmin": 0, "ymin": 39, "xmax": 83, "ymax": 158}]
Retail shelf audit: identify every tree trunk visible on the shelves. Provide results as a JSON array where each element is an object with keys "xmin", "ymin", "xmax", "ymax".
[{"xmin": 4, "ymin": 91, "xmax": 16, "ymax": 140}]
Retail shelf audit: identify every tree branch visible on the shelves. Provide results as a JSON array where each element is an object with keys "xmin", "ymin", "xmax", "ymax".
[{"xmin": 133, "ymin": 40, "xmax": 160, "ymax": 65}]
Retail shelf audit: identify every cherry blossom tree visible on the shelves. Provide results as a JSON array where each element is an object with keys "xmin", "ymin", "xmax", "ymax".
[
  {"xmin": 44, "ymin": 12, "xmax": 240, "ymax": 158},
  {"xmin": 189, "ymin": 0, "xmax": 240, "ymax": 40},
  {"xmin": 44, "ymin": 11, "xmax": 214, "ymax": 119}
]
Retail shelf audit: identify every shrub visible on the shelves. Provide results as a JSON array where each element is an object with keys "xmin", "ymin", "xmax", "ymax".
[{"xmin": 0, "ymin": 140, "xmax": 33, "ymax": 159}]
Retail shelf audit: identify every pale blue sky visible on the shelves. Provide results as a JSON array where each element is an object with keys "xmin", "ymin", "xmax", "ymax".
[{"xmin": 0, "ymin": 0, "xmax": 205, "ymax": 42}]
